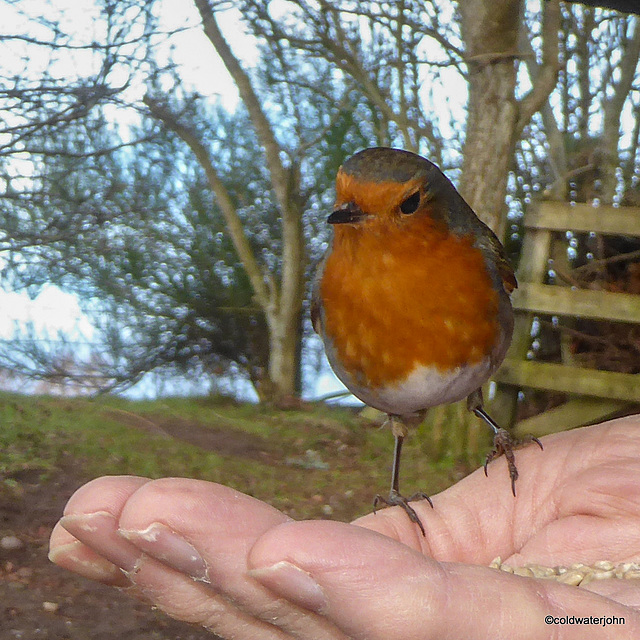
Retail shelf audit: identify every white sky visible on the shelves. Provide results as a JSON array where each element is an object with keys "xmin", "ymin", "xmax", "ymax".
[{"xmin": 0, "ymin": 286, "xmax": 91, "ymax": 337}]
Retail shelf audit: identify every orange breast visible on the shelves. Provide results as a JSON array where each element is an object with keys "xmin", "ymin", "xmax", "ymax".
[{"xmin": 320, "ymin": 220, "xmax": 499, "ymax": 388}]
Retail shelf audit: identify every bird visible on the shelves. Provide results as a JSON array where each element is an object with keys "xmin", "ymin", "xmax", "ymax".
[{"xmin": 311, "ymin": 147, "xmax": 542, "ymax": 535}]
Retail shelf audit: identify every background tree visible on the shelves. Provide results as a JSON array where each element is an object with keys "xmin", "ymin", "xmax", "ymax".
[
  {"xmin": 0, "ymin": 0, "xmax": 165, "ymax": 257},
  {"xmin": 504, "ymin": 5, "xmax": 640, "ymax": 424},
  {"xmin": 1, "ymin": 0, "xmax": 370, "ymax": 400},
  {"xmin": 1, "ymin": 1, "xmax": 638, "ymax": 435},
  {"xmin": 2, "ymin": 107, "xmax": 273, "ymax": 393}
]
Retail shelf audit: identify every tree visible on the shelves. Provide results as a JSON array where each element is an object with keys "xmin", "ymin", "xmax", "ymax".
[
  {"xmin": 140, "ymin": 0, "xmax": 367, "ymax": 400},
  {"xmin": 499, "ymin": 4, "xmax": 640, "ymax": 424},
  {"xmin": 2, "ymin": 102, "xmax": 301, "ymax": 397},
  {"xmin": 1, "ymin": 0, "xmax": 369, "ymax": 400},
  {"xmin": 2, "ymin": 0, "xmax": 638, "ymax": 418},
  {"xmin": 0, "ymin": 0, "xmax": 168, "ymax": 258}
]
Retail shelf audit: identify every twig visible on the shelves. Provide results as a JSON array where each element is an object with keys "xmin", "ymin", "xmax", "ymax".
[{"xmin": 573, "ymin": 248, "xmax": 640, "ymax": 275}]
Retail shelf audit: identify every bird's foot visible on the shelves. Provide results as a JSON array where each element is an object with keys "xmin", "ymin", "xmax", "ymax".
[
  {"xmin": 484, "ymin": 429, "xmax": 543, "ymax": 496},
  {"xmin": 373, "ymin": 489, "xmax": 433, "ymax": 536}
]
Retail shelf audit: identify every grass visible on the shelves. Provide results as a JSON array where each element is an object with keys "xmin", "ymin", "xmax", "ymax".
[{"xmin": 0, "ymin": 392, "xmax": 466, "ymax": 522}]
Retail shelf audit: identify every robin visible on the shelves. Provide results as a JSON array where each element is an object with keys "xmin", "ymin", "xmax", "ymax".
[{"xmin": 312, "ymin": 147, "xmax": 542, "ymax": 535}]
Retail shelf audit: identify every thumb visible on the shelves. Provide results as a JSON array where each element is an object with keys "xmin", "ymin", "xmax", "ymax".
[{"xmin": 248, "ymin": 521, "xmax": 637, "ymax": 640}]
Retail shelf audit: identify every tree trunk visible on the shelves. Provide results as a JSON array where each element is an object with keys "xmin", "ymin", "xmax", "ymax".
[
  {"xmin": 423, "ymin": 0, "xmax": 560, "ymax": 461},
  {"xmin": 265, "ymin": 310, "xmax": 301, "ymax": 401},
  {"xmin": 458, "ymin": 0, "xmax": 521, "ymax": 235},
  {"xmin": 460, "ymin": 0, "xmax": 560, "ymax": 234}
]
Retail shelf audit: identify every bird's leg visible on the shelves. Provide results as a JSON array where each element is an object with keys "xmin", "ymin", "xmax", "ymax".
[
  {"xmin": 467, "ymin": 389, "xmax": 543, "ymax": 496},
  {"xmin": 373, "ymin": 416, "xmax": 433, "ymax": 536}
]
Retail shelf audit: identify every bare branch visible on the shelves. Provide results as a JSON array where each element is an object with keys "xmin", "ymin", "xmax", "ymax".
[
  {"xmin": 143, "ymin": 95, "xmax": 273, "ymax": 313},
  {"xmin": 0, "ymin": 26, "xmax": 194, "ymax": 50},
  {"xmin": 516, "ymin": 0, "xmax": 561, "ymax": 134},
  {"xmin": 4, "ymin": 134, "xmax": 158, "ymax": 160},
  {"xmin": 193, "ymin": 0, "xmax": 291, "ymax": 216},
  {"xmin": 604, "ymin": 17, "xmax": 640, "ymax": 124}
]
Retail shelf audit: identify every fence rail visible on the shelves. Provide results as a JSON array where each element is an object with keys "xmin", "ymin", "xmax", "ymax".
[
  {"xmin": 524, "ymin": 203, "xmax": 640, "ymax": 236},
  {"xmin": 511, "ymin": 283, "xmax": 640, "ymax": 323},
  {"xmin": 492, "ymin": 201, "xmax": 640, "ymax": 436}
]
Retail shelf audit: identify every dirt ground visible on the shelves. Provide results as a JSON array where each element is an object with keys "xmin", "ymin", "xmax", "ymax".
[
  {"xmin": 0, "ymin": 405, "xmax": 283, "ymax": 640},
  {"xmin": 0, "ymin": 466, "xmax": 222, "ymax": 640}
]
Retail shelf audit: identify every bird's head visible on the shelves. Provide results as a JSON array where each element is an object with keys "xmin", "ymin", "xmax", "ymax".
[{"xmin": 329, "ymin": 147, "xmax": 453, "ymax": 232}]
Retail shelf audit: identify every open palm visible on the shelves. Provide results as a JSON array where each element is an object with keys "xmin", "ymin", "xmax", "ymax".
[{"xmin": 50, "ymin": 416, "xmax": 640, "ymax": 639}]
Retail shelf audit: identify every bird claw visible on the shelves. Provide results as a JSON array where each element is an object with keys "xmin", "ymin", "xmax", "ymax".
[
  {"xmin": 373, "ymin": 489, "xmax": 433, "ymax": 536},
  {"xmin": 484, "ymin": 428, "xmax": 544, "ymax": 496}
]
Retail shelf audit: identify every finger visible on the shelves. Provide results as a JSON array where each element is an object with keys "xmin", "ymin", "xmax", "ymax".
[
  {"xmin": 116, "ymin": 478, "xmax": 349, "ymax": 639},
  {"xmin": 49, "ymin": 476, "xmax": 152, "ymax": 584},
  {"xmin": 249, "ymin": 519, "xmax": 640, "ymax": 640},
  {"xmin": 57, "ymin": 477, "xmax": 294, "ymax": 639},
  {"xmin": 49, "ymin": 521, "xmax": 129, "ymax": 586},
  {"xmin": 63, "ymin": 474, "xmax": 152, "ymax": 515},
  {"xmin": 58, "ymin": 476, "xmax": 348, "ymax": 640}
]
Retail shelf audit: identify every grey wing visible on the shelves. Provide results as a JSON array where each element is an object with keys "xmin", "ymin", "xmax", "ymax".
[{"xmin": 470, "ymin": 218, "xmax": 517, "ymax": 294}]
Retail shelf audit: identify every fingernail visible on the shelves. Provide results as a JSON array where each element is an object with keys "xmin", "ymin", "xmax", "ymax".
[
  {"xmin": 60, "ymin": 512, "xmax": 141, "ymax": 573},
  {"xmin": 49, "ymin": 540, "xmax": 128, "ymax": 586},
  {"xmin": 118, "ymin": 523, "xmax": 209, "ymax": 583},
  {"xmin": 248, "ymin": 561, "xmax": 327, "ymax": 612}
]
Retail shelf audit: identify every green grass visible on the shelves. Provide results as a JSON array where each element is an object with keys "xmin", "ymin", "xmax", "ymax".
[{"xmin": 0, "ymin": 393, "xmax": 464, "ymax": 521}]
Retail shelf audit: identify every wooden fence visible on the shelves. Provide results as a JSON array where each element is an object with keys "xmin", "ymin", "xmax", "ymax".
[{"xmin": 491, "ymin": 202, "xmax": 640, "ymax": 436}]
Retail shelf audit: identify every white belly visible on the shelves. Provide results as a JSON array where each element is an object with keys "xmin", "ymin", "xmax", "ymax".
[{"xmin": 335, "ymin": 358, "xmax": 494, "ymax": 416}]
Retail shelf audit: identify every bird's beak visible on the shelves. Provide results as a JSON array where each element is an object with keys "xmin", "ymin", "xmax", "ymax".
[{"xmin": 327, "ymin": 203, "xmax": 366, "ymax": 225}]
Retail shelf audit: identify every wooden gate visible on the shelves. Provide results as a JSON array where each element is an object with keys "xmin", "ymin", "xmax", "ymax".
[{"xmin": 491, "ymin": 202, "xmax": 640, "ymax": 436}]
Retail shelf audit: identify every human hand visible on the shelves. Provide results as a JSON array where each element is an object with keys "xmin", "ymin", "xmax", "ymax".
[{"xmin": 49, "ymin": 416, "xmax": 640, "ymax": 639}]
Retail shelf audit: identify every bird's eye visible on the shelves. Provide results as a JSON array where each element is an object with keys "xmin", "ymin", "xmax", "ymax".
[{"xmin": 400, "ymin": 191, "xmax": 420, "ymax": 214}]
